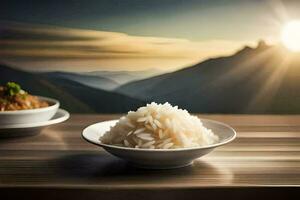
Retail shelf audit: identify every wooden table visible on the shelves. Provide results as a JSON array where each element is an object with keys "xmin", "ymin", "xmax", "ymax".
[{"xmin": 0, "ymin": 114, "xmax": 299, "ymax": 199}]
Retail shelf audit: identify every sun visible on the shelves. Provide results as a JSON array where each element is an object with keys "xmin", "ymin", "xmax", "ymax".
[{"xmin": 281, "ymin": 20, "xmax": 300, "ymax": 52}]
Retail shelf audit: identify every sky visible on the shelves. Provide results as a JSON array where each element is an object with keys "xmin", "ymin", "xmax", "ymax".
[{"xmin": 1, "ymin": 0, "xmax": 300, "ymax": 72}]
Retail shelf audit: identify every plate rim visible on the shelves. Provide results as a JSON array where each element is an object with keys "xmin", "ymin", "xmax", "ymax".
[
  {"xmin": 0, "ymin": 108, "xmax": 70, "ymax": 129},
  {"xmin": 82, "ymin": 118, "xmax": 236, "ymax": 152}
]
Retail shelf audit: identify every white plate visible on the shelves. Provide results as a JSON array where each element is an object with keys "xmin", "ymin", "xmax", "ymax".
[
  {"xmin": 0, "ymin": 109, "xmax": 69, "ymax": 137},
  {"xmin": 0, "ymin": 96, "xmax": 59, "ymax": 125},
  {"xmin": 82, "ymin": 119, "xmax": 236, "ymax": 169}
]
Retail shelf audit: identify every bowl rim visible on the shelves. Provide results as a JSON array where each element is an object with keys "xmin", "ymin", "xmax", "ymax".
[
  {"xmin": 82, "ymin": 118, "xmax": 237, "ymax": 152},
  {"xmin": 0, "ymin": 108, "xmax": 70, "ymax": 129},
  {"xmin": 0, "ymin": 96, "xmax": 59, "ymax": 114}
]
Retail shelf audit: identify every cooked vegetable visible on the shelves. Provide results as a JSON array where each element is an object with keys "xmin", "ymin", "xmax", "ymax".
[
  {"xmin": 0, "ymin": 82, "xmax": 49, "ymax": 111},
  {"xmin": 6, "ymin": 82, "xmax": 22, "ymax": 96}
]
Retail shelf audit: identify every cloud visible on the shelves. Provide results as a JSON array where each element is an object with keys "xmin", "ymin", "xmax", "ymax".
[{"xmin": 0, "ymin": 22, "xmax": 251, "ymax": 71}]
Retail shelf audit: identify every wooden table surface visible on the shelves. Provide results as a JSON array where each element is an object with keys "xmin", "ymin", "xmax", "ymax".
[{"xmin": 0, "ymin": 114, "xmax": 300, "ymax": 199}]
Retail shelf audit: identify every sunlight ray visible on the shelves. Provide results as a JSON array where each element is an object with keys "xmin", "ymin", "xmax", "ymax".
[{"xmin": 245, "ymin": 52, "xmax": 291, "ymax": 112}]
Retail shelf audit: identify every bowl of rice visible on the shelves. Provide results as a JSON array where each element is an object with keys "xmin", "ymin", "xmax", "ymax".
[{"xmin": 82, "ymin": 102, "xmax": 236, "ymax": 169}]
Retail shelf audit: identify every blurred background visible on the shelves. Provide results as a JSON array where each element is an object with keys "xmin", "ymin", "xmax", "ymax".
[{"xmin": 1, "ymin": 0, "xmax": 300, "ymax": 113}]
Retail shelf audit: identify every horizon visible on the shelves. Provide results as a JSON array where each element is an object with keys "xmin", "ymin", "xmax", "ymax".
[
  {"xmin": 0, "ymin": 22, "xmax": 252, "ymax": 72},
  {"xmin": 1, "ymin": 38, "xmax": 281, "ymax": 73},
  {"xmin": 2, "ymin": 36, "xmax": 278, "ymax": 73},
  {"xmin": 3, "ymin": 39, "xmax": 300, "ymax": 77}
]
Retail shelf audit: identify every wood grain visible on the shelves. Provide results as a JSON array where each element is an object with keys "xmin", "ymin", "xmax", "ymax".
[{"xmin": 0, "ymin": 114, "xmax": 299, "ymax": 199}]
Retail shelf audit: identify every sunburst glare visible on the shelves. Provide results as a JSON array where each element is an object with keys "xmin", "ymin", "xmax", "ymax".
[{"xmin": 281, "ymin": 20, "xmax": 300, "ymax": 52}]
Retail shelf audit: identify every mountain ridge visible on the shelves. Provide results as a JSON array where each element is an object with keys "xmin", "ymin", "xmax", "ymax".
[{"xmin": 117, "ymin": 42, "xmax": 300, "ymax": 114}]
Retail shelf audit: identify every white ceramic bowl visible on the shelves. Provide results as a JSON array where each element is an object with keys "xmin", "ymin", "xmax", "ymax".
[
  {"xmin": 82, "ymin": 119, "xmax": 236, "ymax": 169},
  {"xmin": 0, "ymin": 96, "xmax": 59, "ymax": 125},
  {"xmin": 0, "ymin": 109, "xmax": 70, "ymax": 137}
]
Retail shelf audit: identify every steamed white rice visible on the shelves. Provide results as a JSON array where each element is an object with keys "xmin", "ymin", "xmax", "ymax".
[{"xmin": 100, "ymin": 102, "xmax": 219, "ymax": 149}]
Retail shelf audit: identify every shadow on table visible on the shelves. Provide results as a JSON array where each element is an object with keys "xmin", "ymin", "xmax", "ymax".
[
  {"xmin": 54, "ymin": 153, "xmax": 233, "ymax": 182},
  {"xmin": 0, "ymin": 128, "xmax": 40, "ymax": 138}
]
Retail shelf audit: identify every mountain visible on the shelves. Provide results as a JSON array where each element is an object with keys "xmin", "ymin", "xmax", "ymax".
[
  {"xmin": 117, "ymin": 41, "xmax": 300, "ymax": 114},
  {"xmin": 85, "ymin": 69, "xmax": 163, "ymax": 84},
  {"xmin": 0, "ymin": 64, "xmax": 145, "ymax": 113},
  {"xmin": 44, "ymin": 71, "xmax": 119, "ymax": 90}
]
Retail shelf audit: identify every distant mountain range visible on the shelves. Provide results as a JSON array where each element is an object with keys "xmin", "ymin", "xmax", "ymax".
[
  {"xmin": 118, "ymin": 41, "xmax": 300, "ymax": 114},
  {"xmin": 45, "ymin": 71, "xmax": 120, "ymax": 90},
  {"xmin": 0, "ymin": 64, "xmax": 145, "ymax": 113},
  {"xmin": 21, "ymin": 68, "xmax": 162, "ymax": 91},
  {"xmin": 84, "ymin": 69, "xmax": 163, "ymax": 85},
  {"xmin": 2, "ymin": 41, "xmax": 300, "ymax": 113}
]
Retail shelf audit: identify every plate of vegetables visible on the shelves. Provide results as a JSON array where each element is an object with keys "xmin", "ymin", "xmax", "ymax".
[{"xmin": 0, "ymin": 82, "xmax": 69, "ymax": 135}]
